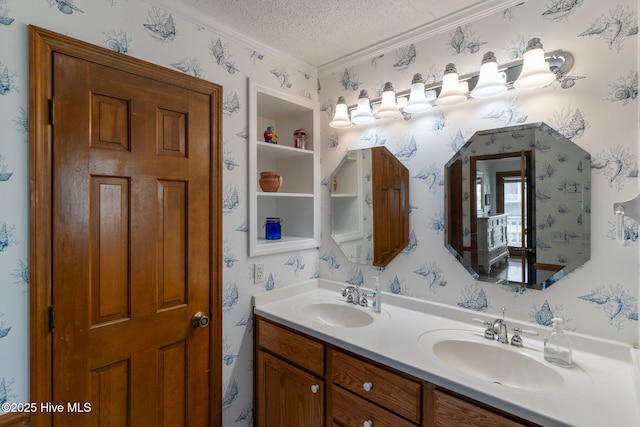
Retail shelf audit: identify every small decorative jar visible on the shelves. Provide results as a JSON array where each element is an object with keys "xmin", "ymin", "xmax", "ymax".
[
  {"xmin": 264, "ymin": 217, "xmax": 282, "ymax": 240},
  {"xmin": 259, "ymin": 171, "xmax": 282, "ymax": 192},
  {"xmin": 293, "ymin": 128, "xmax": 307, "ymax": 149},
  {"xmin": 264, "ymin": 126, "xmax": 278, "ymax": 144}
]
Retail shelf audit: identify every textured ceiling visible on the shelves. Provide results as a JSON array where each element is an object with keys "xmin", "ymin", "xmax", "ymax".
[{"xmin": 173, "ymin": 0, "xmax": 517, "ymax": 69}]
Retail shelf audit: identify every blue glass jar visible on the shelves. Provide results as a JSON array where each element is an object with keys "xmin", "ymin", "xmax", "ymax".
[{"xmin": 264, "ymin": 217, "xmax": 282, "ymax": 240}]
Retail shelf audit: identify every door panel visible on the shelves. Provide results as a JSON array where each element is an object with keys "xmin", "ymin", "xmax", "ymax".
[
  {"xmin": 30, "ymin": 26, "xmax": 222, "ymax": 427},
  {"xmin": 51, "ymin": 51, "xmax": 211, "ymax": 426},
  {"xmin": 371, "ymin": 147, "xmax": 409, "ymax": 267}
]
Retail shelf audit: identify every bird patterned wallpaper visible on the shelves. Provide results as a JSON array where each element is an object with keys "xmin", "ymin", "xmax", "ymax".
[{"xmin": 0, "ymin": 0, "xmax": 638, "ymax": 424}]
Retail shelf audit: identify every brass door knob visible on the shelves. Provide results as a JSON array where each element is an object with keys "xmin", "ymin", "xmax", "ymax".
[{"xmin": 191, "ymin": 311, "xmax": 210, "ymax": 328}]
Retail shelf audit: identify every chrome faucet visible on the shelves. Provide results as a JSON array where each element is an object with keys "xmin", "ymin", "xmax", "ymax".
[
  {"xmin": 492, "ymin": 308, "xmax": 508, "ymax": 344},
  {"xmin": 342, "ymin": 286, "xmax": 368, "ymax": 306},
  {"xmin": 493, "ymin": 318, "xmax": 508, "ymax": 344},
  {"xmin": 474, "ymin": 309, "xmax": 539, "ymax": 346}
]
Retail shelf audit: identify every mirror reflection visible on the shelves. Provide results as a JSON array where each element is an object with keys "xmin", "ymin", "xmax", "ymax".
[
  {"xmin": 445, "ymin": 123, "xmax": 591, "ymax": 289},
  {"xmin": 331, "ymin": 146, "xmax": 409, "ymax": 267}
]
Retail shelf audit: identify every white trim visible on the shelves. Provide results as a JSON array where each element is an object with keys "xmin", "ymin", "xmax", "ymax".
[
  {"xmin": 317, "ymin": 0, "xmax": 527, "ymax": 77},
  {"xmin": 147, "ymin": 0, "xmax": 318, "ymax": 77}
]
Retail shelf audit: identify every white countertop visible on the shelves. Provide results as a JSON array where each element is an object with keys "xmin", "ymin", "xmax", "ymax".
[{"xmin": 253, "ymin": 279, "xmax": 640, "ymax": 427}]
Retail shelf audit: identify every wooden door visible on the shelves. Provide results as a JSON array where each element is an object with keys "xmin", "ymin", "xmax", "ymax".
[
  {"xmin": 29, "ymin": 27, "xmax": 222, "ymax": 426},
  {"xmin": 371, "ymin": 147, "xmax": 409, "ymax": 267},
  {"xmin": 257, "ymin": 351, "xmax": 324, "ymax": 427},
  {"xmin": 446, "ymin": 159, "xmax": 464, "ymax": 257}
]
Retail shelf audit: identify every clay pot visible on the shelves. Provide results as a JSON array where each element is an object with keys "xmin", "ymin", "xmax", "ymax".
[{"xmin": 259, "ymin": 172, "xmax": 282, "ymax": 192}]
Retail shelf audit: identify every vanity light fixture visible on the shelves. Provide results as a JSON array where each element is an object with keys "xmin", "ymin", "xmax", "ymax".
[
  {"xmin": 513, "ymin": 38, "xmax": 557, "ymax": 89},
  {"xmin": 436, "ymin": 63, "xmax": 467, "ymax": 106},
  {"xmin": 375, "ymin": 82, "xmax": 402, "ymax": 119},
  {"xmin": 350, "ymin": 89, "xmax": 376, "ymax": 125},
  {"xmin": 329, "ymin": 38, "xmax": 573, "ymax": 127},
  {"xmin": 470, "ymin": 52, "xmax": 507, "ymax": 99}
]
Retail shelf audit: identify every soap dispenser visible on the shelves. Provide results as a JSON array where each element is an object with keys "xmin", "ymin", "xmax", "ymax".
[
  {"xmin": 371, "ymin": 276, "xmax": 381, "ymax": 313},
  {"xmin": 544, "ymin": 317, "xmax": 573, "ymax": 368}
]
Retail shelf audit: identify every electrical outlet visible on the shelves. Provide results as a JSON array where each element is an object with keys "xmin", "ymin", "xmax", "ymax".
[
  {"xmin": 254, "ymin": 263, "xmax": 264, "ymax": 284},
  {"xmin": 565, "ymin": 183, "xmax": 580, "ymax": 193}
]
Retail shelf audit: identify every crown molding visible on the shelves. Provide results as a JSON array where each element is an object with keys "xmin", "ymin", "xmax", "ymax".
[
  {"xmin": 317, "ymin": 0, "xmax": 527, "ymax": 77},
  {"xmin": 146, "ymin": 0, "xmax": 526, "ymax": 80},
  {"xmin": 146, "ymin": 0, "xmax": 318, "ymax": 78}
]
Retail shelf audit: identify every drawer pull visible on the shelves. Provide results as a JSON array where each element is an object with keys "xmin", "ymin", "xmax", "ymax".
[
  {"xmin": 362, "ymin": 381, "xmax": 372, "ymax": 392},
  {"xmin": 310, "ymin": 384, "xmax": 320, "ymax": 394},
  {"xmin": 363, "ymin": 420, "xmax": 373, "ymax": 427}
]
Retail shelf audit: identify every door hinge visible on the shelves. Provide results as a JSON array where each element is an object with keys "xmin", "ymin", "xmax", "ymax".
[
  {"xmin": 48, "ymin": 305, "xmax": 55, "ymax": 333},
  {"xmin": 48, "ymin": 98, "xmax": 54, "ymax": 125}
]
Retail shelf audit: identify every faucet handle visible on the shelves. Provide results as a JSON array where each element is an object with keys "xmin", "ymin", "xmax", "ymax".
[
  {"xmin": 510, "ymin": 327, "xmax": 538, "ymax": 347},
  {"xmin": 472, "ymin": 318, "xmax": 496, "ymax": 340},
  {"xmin": 512, "ymin": 327, "xmax": 538, "ymax": 336}
]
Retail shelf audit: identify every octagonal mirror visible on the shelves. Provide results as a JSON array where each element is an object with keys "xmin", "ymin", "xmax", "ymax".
[{"xmin": 445, "ymin": 123, "xmax": 591, "ymax": 290}]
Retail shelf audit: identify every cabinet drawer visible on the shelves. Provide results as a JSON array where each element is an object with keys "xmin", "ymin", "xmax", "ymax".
[
  {"xmin": 257, "ymin": 317, "xmax": 324, "ymax": 376},
  {"xmin": 433, "ymin": 389, "xmax": 530, "ymax": 427},
  {"xmin": 332, "ymin": 385, "xmax": 417, "ymax": 427},
  {"xmin": 330, "ymin": 349, "xmax": 421, "ymax": 423}
]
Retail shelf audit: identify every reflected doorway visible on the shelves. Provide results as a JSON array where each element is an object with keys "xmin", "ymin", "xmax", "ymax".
[{"xmin": 471, "ymin": 151, "xmax": 535, "ymax": 286}]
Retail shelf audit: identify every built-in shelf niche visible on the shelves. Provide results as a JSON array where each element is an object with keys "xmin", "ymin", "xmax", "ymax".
[{"xmin": 249, "ymin": 79, "xmax": 320, "ymax": 256}]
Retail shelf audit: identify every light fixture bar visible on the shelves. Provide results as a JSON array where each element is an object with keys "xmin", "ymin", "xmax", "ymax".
[{"xmin": 346, "ymin": 49, "xmax": 573, "ymax": 111}]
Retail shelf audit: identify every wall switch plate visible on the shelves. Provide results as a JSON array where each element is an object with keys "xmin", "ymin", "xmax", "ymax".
[{"xmin": 254, "ymin": 263, "xmax": 264, "ymax": 284}]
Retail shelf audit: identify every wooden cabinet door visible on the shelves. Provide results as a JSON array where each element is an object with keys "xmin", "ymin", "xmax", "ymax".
[
  {"xmin": 256, "ymin": 351, "xmax": 324, "ymax": 427},
  {"xmin": 371, "ymin": 146, "xmax": 409, "ymax": 266}
]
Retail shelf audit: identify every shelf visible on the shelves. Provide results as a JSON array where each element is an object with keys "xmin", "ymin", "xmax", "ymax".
[
  {"xmin": 257, "ymin": 141, "xmax": 314, "ymax": 159},
  {"xmin": 330, "ymin": 193, "xmax": 358, "ymax": 198},
  {"xmin": 258, "ymin": 192, "xmax": 314, "ymax": 198},
  {"xmin": 331, "ymin": 229, "xmax": 363, "ymax": 244},
  {"xmin": 256, "ymin": 235, "xmax": 316, "ymax": 247}
]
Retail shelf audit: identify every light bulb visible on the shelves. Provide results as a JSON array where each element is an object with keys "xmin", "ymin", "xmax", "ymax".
[
  {"xmin": 351, "ymin": 90, "xmax": 375, "ymax": 124},
  {"xmin": 329, "ymin": 96, "xmax": 352, "ymax": 128},
  {"xmin": 436, "ymin": 63, "xmax": 467, "ymax": 106},
  {"xmin": 403, "ymin": 73, "xmax": 432, "ymax": 114},
  {"xmin": 470, "ymin": 52, "xmax": 507, "ymax": 98},
  {"xmin": 514, "ymin": 38, "xmax": 556, "ymax": 89},
  {"xmin": 376, "ymin": 82, "xmax": 401, "ymax": 119}
]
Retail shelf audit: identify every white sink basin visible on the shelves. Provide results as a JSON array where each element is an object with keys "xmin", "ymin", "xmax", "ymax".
[
  {"xmin": 419, "ymin": 330, "xmax": 566, "ymax": 392},
  {"xmin": 297, "ymin": 302, "xmax": 374, "ymax": 328}
]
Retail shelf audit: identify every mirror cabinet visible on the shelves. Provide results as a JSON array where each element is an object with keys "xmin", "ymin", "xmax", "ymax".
[{"xmin": 331, "ymin": 146, "xmax": 409, "ymax": 267}]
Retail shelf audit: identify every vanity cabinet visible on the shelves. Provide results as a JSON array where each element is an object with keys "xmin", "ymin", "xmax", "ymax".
[
  {"xmin": 248, "ymin": 80, "xmax": 320, "ymax": 256},
  {"xmin": 476, "ymin": 214, "xmax": 509, "ymax": 273},
  {"xmin": 255, "ymin": 317, "xmax": 325, "ymax": 427},
  {"xmin": 254, "ymin": 316, "xmax": 536, "ymax": 427}
]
